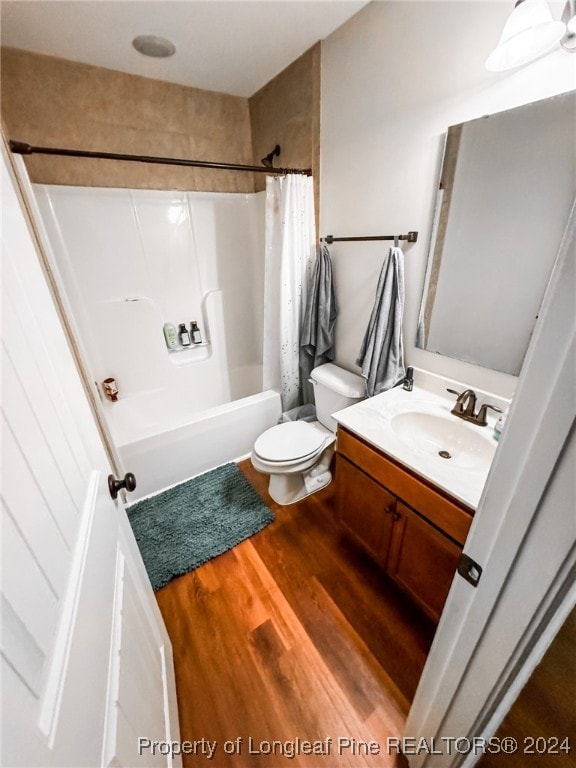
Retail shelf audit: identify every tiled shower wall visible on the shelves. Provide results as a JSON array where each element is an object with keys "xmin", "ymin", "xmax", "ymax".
[
  {"xmin": 249, "ymin": 44, "xmax": 321, "ymax": 225},
  {"xmin": 1, "ymin": 47, "xmax": 254, "ymax": 192},
  {"xmin": 0, "ymin": 45, "xmax": 319, "ymax": 207}
]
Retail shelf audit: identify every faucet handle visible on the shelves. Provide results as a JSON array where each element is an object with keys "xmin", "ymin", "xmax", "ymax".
[
  {"xmin": 447, "ymin": 387, "xmax": 477, "ymax": 417},
  {"xmin": 475, "ymin": 402, "xmax": 503, "ymax": 427}
]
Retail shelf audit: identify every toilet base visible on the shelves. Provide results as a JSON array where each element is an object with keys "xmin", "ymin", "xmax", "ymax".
[
  {"xmin": 263, "ymin": 443, "xmax": 335, "ymax": 505},
  {"xmin": 250, "ymin": 430, "xmax": 336, "ymax": 506},
  {"xmin": 268, "ymin": 467, "xmax": 332, "ymax": 506}
]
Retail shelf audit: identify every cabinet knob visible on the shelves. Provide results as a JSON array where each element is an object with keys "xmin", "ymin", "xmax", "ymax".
[
  {"xmin": 384, "ymin": 503, "xmax": 395, "ymax": 515},
  {"xmin": 392, "ymin": 511, "xmax": 401, "ymax": 521}
]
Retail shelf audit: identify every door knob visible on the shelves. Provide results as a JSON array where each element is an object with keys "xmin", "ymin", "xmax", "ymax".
[{"xmin": 108, "ymin": 472, "xmax": 137, "ymax": 500}]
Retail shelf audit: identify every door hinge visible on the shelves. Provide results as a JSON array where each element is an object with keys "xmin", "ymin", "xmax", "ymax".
[{"xmin": 458, "ymin": 552, "xmax": 483, "ymax": 587}]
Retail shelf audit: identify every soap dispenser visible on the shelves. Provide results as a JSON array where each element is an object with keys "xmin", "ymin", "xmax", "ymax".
[
  {"xmin": 402, "ymin": 367, "xmax": 414, "ymax": 391},
  {"xmin": 493, "ymin": 411, "xmax": 507, "ymax": 441}
]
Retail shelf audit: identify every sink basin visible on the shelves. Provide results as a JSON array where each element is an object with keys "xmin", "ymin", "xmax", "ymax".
[
  {"xmin": 390, "ymin": 411, "xmax": 495, "ymax": 470},
  {"xmin": 333, "ymin": 371, "xmax": 508, "ymax": 508}
]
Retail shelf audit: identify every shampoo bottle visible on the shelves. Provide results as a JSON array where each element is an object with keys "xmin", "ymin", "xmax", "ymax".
[
  {"xmin": 190, "ymin": 321, "xmax": 202, "ymax": 344},
  {"xmin": 163, "ymin": 322, "xmax": 178, "ymax": 350},
  {"xmin": 178, "ymin": 323, "xmax": 191, "ymax": 347}
]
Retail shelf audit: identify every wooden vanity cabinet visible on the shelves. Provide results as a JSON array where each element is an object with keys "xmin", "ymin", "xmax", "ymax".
[
  {"xmin": 336, "ymin": 456, "xmax": 397, "ymax": 567},
  {"xmin": 335, "ymin": 427, "xmax": 474, "ymax": 623},
  {"xmin": 386, "ymin": 502, "xmax": 464, "ymax": 621}
]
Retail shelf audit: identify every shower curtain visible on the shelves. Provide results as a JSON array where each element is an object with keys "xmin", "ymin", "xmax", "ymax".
[{"xmin": 263, "ymin": 174, "xmax": 316, "ymax": 411}]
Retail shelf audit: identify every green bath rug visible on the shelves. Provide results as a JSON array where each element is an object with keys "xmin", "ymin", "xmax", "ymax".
[{"xmin": 127, "ymin": 463, "xmax": 274, "ymax": 591}]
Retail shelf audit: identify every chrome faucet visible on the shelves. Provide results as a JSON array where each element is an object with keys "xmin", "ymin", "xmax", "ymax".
[{"xmin": 447, "ymin": 388, "xmax": 502, "ymax": 426}]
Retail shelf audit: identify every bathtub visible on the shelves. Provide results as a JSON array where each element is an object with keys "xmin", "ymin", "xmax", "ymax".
[{"xmin": 112, "ymin": 389, "xmax": 281, "ymax": 500}]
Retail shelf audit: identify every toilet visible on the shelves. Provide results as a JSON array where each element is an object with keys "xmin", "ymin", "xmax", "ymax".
[{"xmin": 251, "ymin": 363, "xmax": 365, "ymax": 505}]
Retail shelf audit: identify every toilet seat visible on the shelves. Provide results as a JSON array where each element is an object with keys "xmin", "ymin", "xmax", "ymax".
[{"xmin": 253, "ymin": 421, "xmax": 328, "ymax": 464}]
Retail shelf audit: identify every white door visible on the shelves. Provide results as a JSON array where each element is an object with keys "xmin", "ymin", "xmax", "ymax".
[
  {"xmin": 1, "ymin": 145, "xmax": 181, "ymax": 767},
  {"xmin": 405, "ymin": 200, "xmax": 576, "ymax": 766}
]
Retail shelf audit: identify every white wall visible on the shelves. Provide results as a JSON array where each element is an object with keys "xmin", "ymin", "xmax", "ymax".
[{"xmin": 321, "ymin": 0, "xmax": 576, "ymax": 396}]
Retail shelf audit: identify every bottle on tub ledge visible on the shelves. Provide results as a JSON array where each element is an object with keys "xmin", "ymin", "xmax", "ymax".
[
  {"xmin": 163, "ymin": 322, "xmax": 178, "ymax": 350},
  {"xmin": 178, "ymin": 323, "xmax": 191, "ymax": 347},
  {"xmin": 190, "ymin": 320, "xmax": 202, "ymax": 345}
]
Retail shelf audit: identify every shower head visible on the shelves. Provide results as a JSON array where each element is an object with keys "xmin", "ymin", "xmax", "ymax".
[{"xmin": 261, "ymin": 144, "xmax": 281, "ymax": 168}]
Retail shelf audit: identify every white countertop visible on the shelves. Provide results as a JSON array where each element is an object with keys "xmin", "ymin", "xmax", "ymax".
[{"xmin": 333, "ymin": 369, "xmax": 510, "ymax": 510}]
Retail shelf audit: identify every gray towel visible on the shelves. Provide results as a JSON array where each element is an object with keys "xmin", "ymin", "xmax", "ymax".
[
  {"xmin": 299, "ymin": 244, "xmax": 338, "ymax": 404},
  {"xmin": 356, "ymin": 246, "xmax": 405, "ymax": 397}
]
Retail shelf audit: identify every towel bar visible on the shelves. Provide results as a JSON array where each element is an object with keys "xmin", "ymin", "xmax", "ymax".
[{"xmin": 321, "ymin": 231, "xmax": 418, "ymax": 245}]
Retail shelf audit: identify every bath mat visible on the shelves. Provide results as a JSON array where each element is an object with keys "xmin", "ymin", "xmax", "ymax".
[{"xmin": 127, "ymin": 463, "xmax": 274, "ymax": 591}]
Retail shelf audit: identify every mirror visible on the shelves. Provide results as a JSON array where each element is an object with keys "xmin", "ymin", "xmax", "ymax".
[{"xmin": 417, "ymin": 91, "xmax": 575, "ymax": 376}]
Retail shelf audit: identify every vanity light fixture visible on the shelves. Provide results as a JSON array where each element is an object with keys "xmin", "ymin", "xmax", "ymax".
[
  {"xmin": 132, "ymin": 35, "xmax": 176, "ymax": 58},
  {"xmin": 486, "ymin": 0, "xmax": 576, "ymax": 71}
]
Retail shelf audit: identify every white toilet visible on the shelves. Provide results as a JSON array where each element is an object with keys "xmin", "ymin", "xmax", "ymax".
[{"xmin": 251, "ymin": 363, "xmax": 365, "ymax": 505}]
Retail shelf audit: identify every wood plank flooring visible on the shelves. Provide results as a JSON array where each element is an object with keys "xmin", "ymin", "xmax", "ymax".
[
  {"xmin": 478, "ymin": 608, "xmax": 576, "ymax": 768},
  {"xmin": 156, "ymin": 460, "xmax": 436, "ymax": 767}
]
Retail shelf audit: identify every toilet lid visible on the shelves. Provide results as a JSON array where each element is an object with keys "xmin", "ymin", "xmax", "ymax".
[{"xmin": 254, "ymin": 421, "xmax": 327, "ymax": 463}]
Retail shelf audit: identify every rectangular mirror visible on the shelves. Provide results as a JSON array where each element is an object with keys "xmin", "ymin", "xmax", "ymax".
[{"xmin": 417, "ymin": 91, "xmax": 575, "ymax": 376}]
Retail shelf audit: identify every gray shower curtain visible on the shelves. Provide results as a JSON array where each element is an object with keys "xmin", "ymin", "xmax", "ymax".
[{"xmin": 356, "ymin": 246, "xmax": 405, "ymax": 397}]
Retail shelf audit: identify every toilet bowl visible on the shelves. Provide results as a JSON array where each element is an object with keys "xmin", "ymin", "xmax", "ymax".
[
  {"xmin": 251, "ymin": 420, "xmax": 336, "ymax": 504},
  {"xmin": 251, "ymin": 363, "xmax": 365, "ymax": 505}
]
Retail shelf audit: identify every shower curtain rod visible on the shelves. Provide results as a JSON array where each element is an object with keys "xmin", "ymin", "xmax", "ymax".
[
  {"xmin": 321, "ymin": 231, "xmax": 418, "ymax": 244},
  {"xmin": 8, "ymin": 140, "xmax": 312, "ymax": 176}
]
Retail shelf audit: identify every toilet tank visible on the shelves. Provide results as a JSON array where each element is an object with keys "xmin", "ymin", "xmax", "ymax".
[{"xmin": 310, "ymin": 363, "xmax": 365, "ymax": 433}]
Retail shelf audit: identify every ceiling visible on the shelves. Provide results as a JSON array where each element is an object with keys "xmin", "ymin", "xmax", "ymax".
[{"xmin": 0, "ymin": 0, "xmax": 370, "ymax": 97}]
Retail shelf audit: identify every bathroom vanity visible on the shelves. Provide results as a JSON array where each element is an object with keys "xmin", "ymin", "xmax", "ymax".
[
  {"xmin": 336, "ymin": 427, "xmax": 472, "ymax": 622},
  {"xmin": 333, "ymin": 370, "xmax": 508, "ymax": 623}
]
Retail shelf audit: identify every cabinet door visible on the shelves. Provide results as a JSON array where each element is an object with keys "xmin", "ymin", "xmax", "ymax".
[
  {"xmin": 335, "ymin": 456, "xmax": 396, "ymax": 566},
  {"xmin": 388, "ymin": 502, "xmax": 462, "ymax": 623}
]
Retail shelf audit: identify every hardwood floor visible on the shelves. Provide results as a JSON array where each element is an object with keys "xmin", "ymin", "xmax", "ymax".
[
  {"xmin": 156, "ymin": 460, "xmax": 436, "ymax": 767},
  {"xmin": 477, "ymin": 608, "xmax": 576, "ymax": 768}
]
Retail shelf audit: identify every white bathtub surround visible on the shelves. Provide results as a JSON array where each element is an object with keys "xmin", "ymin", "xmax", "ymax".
[
  {"xmin": 263, "ymin": 174, "xmax": 316, "ymax": 410},
  {"xmin": 34, "ymin": 185, "xmax": 266, "ymax": 398},
  {"xmin": 32, "ymin": 184, "xmax": 280, "ymax": 496}
]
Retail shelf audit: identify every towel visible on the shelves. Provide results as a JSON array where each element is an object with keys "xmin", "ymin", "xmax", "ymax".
[
  {"xmin": 299, "ymin": 244, "xmax": 338, "ymax": 404},
  {"xmin": 356, "ymin": 246, "xmax": 406, "ymax": 397}
]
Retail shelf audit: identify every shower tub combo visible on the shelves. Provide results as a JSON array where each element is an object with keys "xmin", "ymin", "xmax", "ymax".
[{"xmin": 32, "ymin": 183, "xmax": 281, "ymax": 499}]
